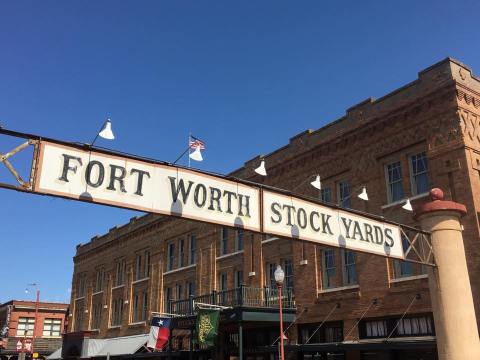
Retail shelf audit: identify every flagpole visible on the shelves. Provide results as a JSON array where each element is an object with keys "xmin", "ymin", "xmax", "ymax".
[{"xmin": 188, "ymin": 132, "xmax": 191, "ymax": 168}]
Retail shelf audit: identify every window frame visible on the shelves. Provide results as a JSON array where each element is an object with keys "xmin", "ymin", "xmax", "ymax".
[
  {"xmin": 341, "ymin": 250, "xmax": 358, "ymax": 286},
  {"xmin": 322, "ymin": 249, "xmax": 336, "ymax": 289},
  {"xmin": 337, "ymin": 180, "xmax": 351, "ymax": 208},
  {"xmin": 385, "ymin": 160, "xmax": 405, "ymax": 203},
  {"xmin": 409, "ymin": 151, "xmax": 429, "ymax": 196}
]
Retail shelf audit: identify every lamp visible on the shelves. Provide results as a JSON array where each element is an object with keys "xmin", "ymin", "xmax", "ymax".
[
  {"xmin": 402, "ymin": 198, "xmax": 413, "ymax": 212},
  {"xmin": 189, "ymin": 146, "xmax": 203, "ymax": 162},
  {"xmin": 91, "ymin": 118, "xmax": 115, "ymax": 146},
  {"xmin": 274, "ymin": 265, "xmax": 285, "ymax": 360},
  {"xmin": 254, "ymin": 159, "xmax": 267, "ymax": 176},
  {"xmin": 310, "ymin": 175, "xmax": 321, "ymax": 190},
  {"xmin": 358, "ymin": 186, "xmax": 369, "ymax": 201}
]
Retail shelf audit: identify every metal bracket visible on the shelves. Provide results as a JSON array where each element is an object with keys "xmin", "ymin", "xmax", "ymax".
[
  {"xmin": 400, "ymin": 225, "xmax": 435, "ymax": 266},
  {"xmin": 0, "ymin": 139, "xmax": 37, "ymax": 191}
]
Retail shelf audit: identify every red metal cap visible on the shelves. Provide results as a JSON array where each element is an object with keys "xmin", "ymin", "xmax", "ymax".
[{"xmin": 414, "ymin": 188, "xmax": 467, "ymax": 219}]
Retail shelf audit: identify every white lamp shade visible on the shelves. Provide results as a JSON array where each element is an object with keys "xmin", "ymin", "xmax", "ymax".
[
  {"xmin": 358, "ymin": 186, "xmax": 369, "ymax": 201},
  {"xmin": 98, "ymin": 119, "xmax": 115, "ymax": 140},
  {"xmin": 274, "ymin": 265, "xmax": 285, "ymax": 284},
  {"xmin": 310, "ymin": 175, "xmax": 321, "ymax": 190},
  {"xmin": 189, "ymin": 146, "xmax": 203, "ymax": 162},
  {"xmin": 254, "ymin": 160, "xmax": 267, "ymax": 176},
  {"xmin": 402, "ymin": 198, "xmax": 413, "ymax": 211}
]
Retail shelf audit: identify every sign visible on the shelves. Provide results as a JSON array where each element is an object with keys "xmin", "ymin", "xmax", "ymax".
[
  {"xmin": 35, "ymin": 142, "xmax": 261, "ymax": 232},
  {"xmin": 24, "ymin": 339, "xmax": 32, "ymax": 352},
  {"xmin": 33, "ymin": 352, "xmax": 39, "ymax": 358},
  {"xmin": 31, "ymin": 140, "xmax": 404, "ymax": 259},
  {"xmin": 16, "ymin": 340, "xmax": 22, "ymax": 351},
  {"xmin": 262, "ymin": 191, "xmax": 404, "ymax": 259}
]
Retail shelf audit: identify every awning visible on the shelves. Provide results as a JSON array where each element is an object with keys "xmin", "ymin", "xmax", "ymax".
[{"xmin": 47, "ymin": 347, "xmax": 62, "ymax": 360}]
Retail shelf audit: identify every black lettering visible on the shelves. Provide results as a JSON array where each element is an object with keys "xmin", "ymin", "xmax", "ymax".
[
  {"xmin": 85, "ymin": 160, "xmax": 104, "ymax": 188},
  {"xmin": 130, "ymin": 169, "xmax": 150, "ymax": 196},
  {"xmin": 310, "ymin": 211, "xmax": 321, "ymax": 232},
  {"xmin": 168, "ymin": 177, "xmax": 194, "ymax": 203},
  {"xmin": 321, "ymin": 214, "xmax": 334, "ymax": 235},
  {"xmin": 208, "ymin": 187, "xmax": 222, "ymax": 212},
  {"xmin": 384, "ymin": 228, "xmax": 394, "ymax": 247},
  {"xmin": 374, "ymin": 226, "xmax": 384, "ymax": 245},
  {"xmin": 238, "ymin": 194, "xmax": 251, "ymax": 217},
  {"xmin": 282, "ymin": 204, "xmax": 296, "ymax": 226},
  {"xmin": 107, "ymin": 165, "xmax": 127, "ymax": 193},
  {"xmin": 271, "ymin": 202, "xmax": 282, "ymax": 223},
  {"xmin": 353, "ymin": 221, "xmax": 366, "ymax": 241},
  {"xmin": 194, "ymin": 183, "xmax": 207, "ymax": 208},
  {"xmin": 223, "ymin": 190, "xmax": 237, "ymax": 214},
  {"xmin": 364, "ymin": 223, "xmax": 374, "ymax": 243},
  {"xmin": 297, "ymin": 208, "xmax": 307, "ymax": 229},
  {"xmin": 58, "ymin": 154, "xmax": 82, "ymax": 182},
  {"xmin": 341, "ymin": 217, "xmax": 353, "ymax": 238}
]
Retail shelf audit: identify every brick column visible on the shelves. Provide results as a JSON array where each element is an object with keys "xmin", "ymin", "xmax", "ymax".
[{"xmin": 415, "ymin": 188, "xmax": 480, "ymax": 360}]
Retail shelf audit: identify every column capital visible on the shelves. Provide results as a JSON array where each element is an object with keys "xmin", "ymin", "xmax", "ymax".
[{"xmin": 414, "ymin": 188, "xmax": 467, "ymax": 219}]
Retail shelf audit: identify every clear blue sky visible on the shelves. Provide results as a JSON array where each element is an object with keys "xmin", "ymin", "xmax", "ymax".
[{"xmin": 1, "ymin": 0, "xmax": 479, "ymax": 303}]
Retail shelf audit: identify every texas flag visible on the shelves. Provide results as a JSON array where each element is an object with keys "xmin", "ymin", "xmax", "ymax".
[{"xmin": 147, "ymin": 317, "xmax": 171, "ymax": 351}]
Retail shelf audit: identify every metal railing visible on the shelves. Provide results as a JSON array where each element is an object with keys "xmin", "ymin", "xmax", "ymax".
[{"xmin": 168, "ymin": 286, "xmax": 295, "ymax": 315}]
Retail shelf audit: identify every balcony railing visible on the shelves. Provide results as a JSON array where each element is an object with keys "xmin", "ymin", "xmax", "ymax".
[{"xmin": 168, "ymin": 286, "xmax": 295, "ymax": 315}]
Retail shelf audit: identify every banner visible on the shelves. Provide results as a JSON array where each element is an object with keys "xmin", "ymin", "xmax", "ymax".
[{"xmin": 196, "ymin": 309, "xmax": 220, "ymax": 346}]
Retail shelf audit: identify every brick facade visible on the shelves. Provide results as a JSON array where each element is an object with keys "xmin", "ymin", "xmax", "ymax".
[{"xmin": 67, "ymin": 58, "xmax": 480, "ymax": 359}]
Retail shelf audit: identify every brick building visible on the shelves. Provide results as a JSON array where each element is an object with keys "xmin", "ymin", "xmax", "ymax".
[
  {"xmin": 64, "ymin": 58, "xmax": 480, "ymax": 360},
  {"xmin": 0, "ymin": 300, "xmax": 68, "ymax": 360}
]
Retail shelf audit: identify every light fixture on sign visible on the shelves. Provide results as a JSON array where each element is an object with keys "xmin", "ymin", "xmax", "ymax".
[
  {"xmin": 310, "ymin": 175, "xmax": 321, "ymax": 190},
  {"xmin": 98, "ymin": 119, "xmax": 115, "ymax": 140},
  {"xmin": 255, "ymin": 159, "xmax": 267, "ymax": 176},
  {"xmin": 189, "ymin": 146, "xmax": 203, "ymax": 162},
  {"xmin": 402, "ymin": 198, "xmax": 413, "ymax": 212},
  {"xmin": 358, "ymin": 186, "xmax": 369, "ymax": 201}
]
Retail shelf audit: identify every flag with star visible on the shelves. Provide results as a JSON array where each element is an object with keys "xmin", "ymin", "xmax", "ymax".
[
  {"xmin": 147, "ymin": 317, "xmax": 171, "ymax": 351},
  {"xmin": 195, "ymin": 309, "xmax": 220, "ymax": 346}
]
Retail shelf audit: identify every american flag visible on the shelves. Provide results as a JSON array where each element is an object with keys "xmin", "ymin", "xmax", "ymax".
[{"xmin": 189, "ymin": 136, "xmax": 205, "ymax": 150}]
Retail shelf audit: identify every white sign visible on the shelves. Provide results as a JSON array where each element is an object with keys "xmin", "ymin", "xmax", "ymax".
[
  {"xmin": 35, "ymin": 142, "xmax": 261, "ymax": 231},
  {"xmin": 262, "ymin": 191, "xmax": 404, "ymax": 259}
]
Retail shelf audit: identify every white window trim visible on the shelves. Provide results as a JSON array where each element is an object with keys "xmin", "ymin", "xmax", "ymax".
[
  {"xmin": 108, "ymin": 325, "xmax": 121, "ymax": 329},
  {"xmin": 74, "ymin": 296, "xmax": 85, "ymax": 301},
  {"xmin": 111, "ymin": 284, "xmax": 125, "ymax": 290},
  {"xmin": 318, "ymin": 284, "xmax": 360, "ymax": 294},
  {"xmin": 92, "ymin": 291, "xmax": 104, "ymax": 296},
  {"xmin": 262, "ymin": 237, "xmax": 280, "ymax": 244},
  {"xmin": 381, "ymin": 192, "xmax": 429, "ymax": 209},
  {"xmin": 132, "ymin": 277, "xmax": 150, "ymax": 285},
  {"xmin": 216, "ymin": 250, "xmax": 244, "ymax": 260},
  {"xmin": 164, "ymin": 263, "xmax": 196, "ymax": 275},
  {"xmin": 128, "ymin": 321, "xmax": 146, "ymax": 326},
  {"xmin": 390, "ymin": 274, "xmax": 428, "ymax": 283}
]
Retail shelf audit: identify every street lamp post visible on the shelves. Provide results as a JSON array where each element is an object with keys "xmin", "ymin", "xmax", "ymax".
[{"xmin": 274, "ymin": 265, "xmax": 285, "ymax": 360}]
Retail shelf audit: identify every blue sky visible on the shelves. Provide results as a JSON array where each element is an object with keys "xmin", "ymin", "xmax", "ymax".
[{"xmin": 1, "ymin": 0, "xmax": 479, "ymax": 303}]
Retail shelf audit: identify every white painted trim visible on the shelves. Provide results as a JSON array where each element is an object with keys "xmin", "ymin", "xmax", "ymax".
[
  {"xmin": 111, "ymin": 284, "xmax": 125, "ymax": 290},
  {"xmin": 164, "ymin": 264, "xmax": 196, "ymax": 275},
  {"xmin": 132, "ymin": 277, "xmax": 150, "ymax": 285},
  {"xmin": 390, "ymin": 274, "xmax": 428, "ymax": 283},
  {"xmin": 108, "ymin": 325, "xmax": 121, "ymax": 329},
  {"xmin": 74, "ymin": 296, "xmax": 85, "ymax": 301},
  {"xmin": 262, "ymin": 237, "xmax": 280, "ymax": 244},
  {"xmin": 128, "ymin": 321, "xmax": 146, "ymax": 326},
  {"xmin": 318, "ymin": 284, "xmax": 360, "ymax": 294},
  {"xmin": 381, "ymin": 192, "xmax": 429, "ymax": 209},
  {"xmin": 92, "ymin": 291, "xmax": 103, "ymax": 296},
  {"xmin": 216, "ymin": 250, "xmax": 244, "ymax": 260}
]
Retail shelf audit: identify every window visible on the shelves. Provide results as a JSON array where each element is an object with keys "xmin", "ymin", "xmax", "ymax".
[
  {"xmin": 132, "ymin": 293, "xmax": 140, "ymax": 322},
  {"xmin": 115, "ymin": 258, "xmax": 126, "ymax": 286},
  {"xmin": 76, "ymin": 273, "xmax": 87, "ymax": 297},
  {"xmin": 397, "ymin": 316, "xmax": 433, "ymax": 336},
  {"xmin": 16, "ymin": 317, "xmax": 35, "ymax": 337},
  {"xmin": 365, "ymin": 320, "xmax": 388, "ymax": 337},
  {"xmin": 322, "ymin": 249, "xmax": 336, "ymax": 289},
  {"xmin": 338, "ymin": 181, "xmax": 351, "ymax": 208},
  {"xmin": 74, "ymin": 306, "xmax": 84, "ymax": 331},
  {"xmin": 111, "ymin": 298, "xmax": 123, "ymax": 326},
  {"xmin": 393, "ymin": 236, "xmax": 414, "ymax": 278},
  {"xmin": 135, "ymin": 253, "xmax": 142, "ymax": 281},
  {"xmin": 220, "ymin": 273, "xmax": 228, "ymax": 291},
  {"xmin": 142, "ymin": 291, "xmax": 148, "ymax": 321},
  {"xmin": 164, "ymin": 287, "xmax": 172, "ymax": 312},
  {"xmin": 299, "ymin": 322, "xmax": 343, "ymax": 344},
  {"xmin": 267, "ymin": 263, "xmax": 277, "ymax": 289},
  {"xmin": 342, "ymin": 250, "xmax": 357, "ymax": 285},
  {"xmin": 135, "ymin": 250, "xmax": 150, "ymax": 280},
  {"xmin": 91, "ymin": 304, "xmax": 102, "ymax": 330},
  {"xmin": 220, "ymin": 228, "xmax": 229, "ymax": 255},
  {"xmin": 189, "ymin": 235, "xmax": 197, "ymax": 265},
  {"xmin": 167, "ymin": 243, "xmax": 175, "ymax": 271},
  {"xmin": 94, "ymin": 268, "xmax": 105, "ymax": 293},
  {"xmin": 320, "ymin": 187, "xmax": 332, "ymax": 203},
  {"xmin": 283, "ymin": 259, "xmax": 294, "ymax": 290},
  {"xmin": 410, "ymin": 152, "xmax": 429, "ymax": 195},
  {"xmin": 176, "ymin": 284, "xmax": 183, "ymax": 300},
  {"xmin": 179, "ymin": 239, "xmax": 185, "ymax": 268},
  {"xmin": 132, "ymin": 291, "xmax": 148, "ymax": 322},
  {"xmin": 43, "ymin": 318, "xmax": 62, "ymax": 337},
  {"xmin": 234, "ymin": 270, "xmax": 244, "ymax": 288},
  {"xmin": 386, "ymin": 161, "xmax": 404, "ymax": 202},
  {"xmin": 187, "ymin": 281, "xmax": 196, "ymax": 297},
  {"xmin": 235, "ymin": 229, "xmax": 244, "ymax": 251},
  {"xmin": 144, "ymin": 250, "xmax": 150, "ymax": 278}
]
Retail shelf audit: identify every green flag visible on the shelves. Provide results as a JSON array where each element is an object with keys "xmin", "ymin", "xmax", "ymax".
[{"xmin": 196, "ymin": 308, "xmax": 220, "ymax": 346}]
